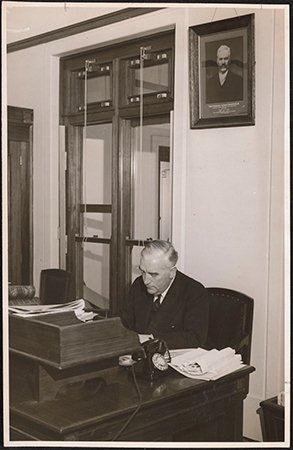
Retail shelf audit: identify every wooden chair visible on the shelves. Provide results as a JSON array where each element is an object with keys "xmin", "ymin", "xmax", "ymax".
[
  {"xmin": 39, "ymin": 269, "xmax": 72, "ymax": 305},
  {"xmin": 205, "ymin": 287, "xmax": 254, "ymax": 364}
]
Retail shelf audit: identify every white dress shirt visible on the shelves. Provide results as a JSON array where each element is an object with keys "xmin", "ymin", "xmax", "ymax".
[{"xmin": 153, "ymin": 274, "xmax": 176, "ymax": 305}]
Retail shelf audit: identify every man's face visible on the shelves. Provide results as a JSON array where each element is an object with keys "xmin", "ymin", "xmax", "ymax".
[
  {"xmin": 217, "ymin": 48, "xmax": 231, "ymax": 74},
  {"xmin": 139, "ymin": 250, "xmax": 176, "ymax": 296}
]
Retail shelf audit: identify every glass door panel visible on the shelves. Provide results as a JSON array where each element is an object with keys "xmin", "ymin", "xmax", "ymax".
[
  {"xmin": 87, "ymin": 75, "xmax": 111, "ymax": 104},
  {"xmin": 121, "ymin": 47, "xmax": 173, "ymax": 107},
  {"xmin": 133, "ymin": 63, "xmax": 169, "ymax": 95},
  {"xmin": 131, "ymin": 121, "xmax": 170, "ymax": 240},
  {"xmin": 82, "ymin": 123, "xmax": 112, "ymax": 207},
  {"xmin": 128, "ymin": 118, "xmax": 171, "ymax": 283},
  {"xmin": 130, "ymin": 244, "xmax": 145, "ymax": 284},
  {"xmin": 82, "ymin": 242, "xmax": 110, "ymax": 309},
  {"xmin": 80, "ymin": 123, "xmax": 112, "ymax": 307},
  {"xmin": 75, "ymin": 62, "xmax": 113, "ymax": 112}
]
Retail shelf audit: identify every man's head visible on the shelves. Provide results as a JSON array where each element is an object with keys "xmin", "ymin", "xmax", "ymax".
[
  {"xmin": 216, "ymin": 45, "xmax": 231, "ymax": 74},
  {"xmin": 139, "ymin": 240, "xmax": 178, "ymax": 295}
]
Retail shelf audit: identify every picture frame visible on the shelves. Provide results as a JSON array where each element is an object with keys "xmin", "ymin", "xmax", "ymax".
[{"xmin": 189, "ymin": 14, "xmax": 255, "ymax": 129}]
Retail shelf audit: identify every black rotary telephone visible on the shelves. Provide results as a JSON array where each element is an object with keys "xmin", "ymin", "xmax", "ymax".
[{"xmin": 132, "ymin": 338, "xmax": 171, "ymax": 381}]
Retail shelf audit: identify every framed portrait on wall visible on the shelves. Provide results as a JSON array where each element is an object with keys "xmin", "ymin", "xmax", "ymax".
[{"xmin": 189, "ymin": 14, "xmax": 255, "ymax": 129}]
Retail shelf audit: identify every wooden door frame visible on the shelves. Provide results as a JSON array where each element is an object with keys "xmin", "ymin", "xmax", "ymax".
[
  {"xmin": 64, "ymin": 113, "xmax": 172, "ymax": 314},
  {"xmin": 117, "ymin": 114, "xmax": 172, "ymax": 307},
  {"xmin": 60, "ymin": 31, "xmax": 174, "ymax": 314},
  {"xmin": 8, "ymin": 106, "xmax": 34, "ymax": 284},
  {"xmin": 65, "ymin": 116, "xmax": 120, "ymax": 308}
]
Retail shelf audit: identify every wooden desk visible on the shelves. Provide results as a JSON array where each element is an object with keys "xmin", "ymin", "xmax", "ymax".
[{"xmin": 10, "ymin": 364, "xmax": 254, "ymax": 442}]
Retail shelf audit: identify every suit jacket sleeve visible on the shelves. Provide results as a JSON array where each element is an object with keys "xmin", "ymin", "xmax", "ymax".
[{"xmin": 120, "ymin": 278, "xmax": 140, "ymax": 332}]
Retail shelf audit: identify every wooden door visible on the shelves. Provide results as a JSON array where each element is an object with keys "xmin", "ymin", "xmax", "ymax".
[
  {"xmin": 60, "ymin": 31, "xmax": 175, "ymax": 314},
  {"xmin": 8, "ymin": 106, "xmax": 33, "ymax": 285}
]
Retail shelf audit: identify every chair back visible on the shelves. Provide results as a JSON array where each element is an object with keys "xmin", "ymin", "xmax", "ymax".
[
  {"xmin": 8, "ymin": 284, "xmax": 39, "ymax": 306},
  {"xmin": 39, "ymin": 269, "xmax": 72, "ymax": 305},
  {"xmin": 205, "ymin": 287, "xmax": 254, "ymax": 364}
]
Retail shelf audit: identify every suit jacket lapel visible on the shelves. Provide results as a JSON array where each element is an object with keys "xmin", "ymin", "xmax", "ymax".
[
  {"xmin": 159, "ymin": 271, "xmax": 182, "ymax": 314},
  {"xmin": 142, "ymin": 288, "xmax": 154, "ymax": 328}
]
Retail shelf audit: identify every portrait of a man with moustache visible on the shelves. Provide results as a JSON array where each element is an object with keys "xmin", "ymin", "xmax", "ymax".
[{"xmin": 206, "ymin": 44, "xmax": 243, "ymax": 104}]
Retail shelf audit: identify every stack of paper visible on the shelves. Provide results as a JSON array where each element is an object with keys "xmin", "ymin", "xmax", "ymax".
[
  {"xmin": 8, "ymin": 299, "xmax": 95, "ymax": 322},
  {"xmin": 169, "ymin": 347, "xmax": 244, "ymax": 380}
]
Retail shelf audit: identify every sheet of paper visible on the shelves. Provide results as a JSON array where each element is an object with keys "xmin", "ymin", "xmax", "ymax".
[
  {"xmin": 74, "ymin": 309, "xmax": 97, "ymax": 322},
  {"xmin": 169, "ymin": 347, "xmax": 245, "ymax": 380},
  {"xmin": 9, "ymin": 299, "xmax": 85, "ymax": 317},
  {"xmin": 138, "ymin": 334, "xmax": 154, "ymax": 343}
]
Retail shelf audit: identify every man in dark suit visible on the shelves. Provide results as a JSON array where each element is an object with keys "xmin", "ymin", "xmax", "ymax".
[
  {"xmin": 121, "ymin": 240, "xmax": 209, "ymax": 349},
  {"xmin": 206, "ymin": 44, "xmax": 243, "ymax": 103}
]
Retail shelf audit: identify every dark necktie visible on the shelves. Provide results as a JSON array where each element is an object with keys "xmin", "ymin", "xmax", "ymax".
[{"xmin": 152, "ymin": 294, "xmax": 162, "ymax": 312}]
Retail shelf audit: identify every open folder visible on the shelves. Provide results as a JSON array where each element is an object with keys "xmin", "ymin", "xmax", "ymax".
[{"xmin": 169, "ymin": 347, "xmax": 244, "ymax": 381}]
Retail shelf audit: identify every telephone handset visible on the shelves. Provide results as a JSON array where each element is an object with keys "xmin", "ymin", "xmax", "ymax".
[{"xmin": 132, "ymin": 338, "xmax": 171, "ymax": 381}]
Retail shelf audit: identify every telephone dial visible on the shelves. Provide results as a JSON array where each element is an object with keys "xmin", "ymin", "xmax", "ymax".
[{"xmin": 132, "ymin": 338, "xmax": 171, "ymax": 381}]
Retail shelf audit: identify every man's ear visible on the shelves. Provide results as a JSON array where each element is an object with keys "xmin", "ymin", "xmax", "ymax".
[{"xmin": 170, "ymin": 266, "xmax": 177, "ymax": 279}]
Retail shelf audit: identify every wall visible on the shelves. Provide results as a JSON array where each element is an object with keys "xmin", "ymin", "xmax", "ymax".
[{"xmin": 6, "ymin": 4, "xmax": 287, "ymax": 440}]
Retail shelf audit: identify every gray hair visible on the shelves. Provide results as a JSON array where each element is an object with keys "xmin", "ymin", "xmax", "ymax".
[
  {"xmin": 217, "ymin": 45, "xmax": 231, "ymax": 57},
  {"xmin": 142, "ymin": 240, "xmax": 178, "ymax": 266}
]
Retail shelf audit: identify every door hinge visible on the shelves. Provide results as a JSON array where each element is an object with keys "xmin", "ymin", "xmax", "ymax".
[{"xmin": 19, "ymin": 155, "xmax": 23, "ymax": 166}]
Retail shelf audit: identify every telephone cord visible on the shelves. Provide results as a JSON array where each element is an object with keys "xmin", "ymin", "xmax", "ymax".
[{"xmin": 111, "ymin": 364, "xmax": 142, "ymax": 441}]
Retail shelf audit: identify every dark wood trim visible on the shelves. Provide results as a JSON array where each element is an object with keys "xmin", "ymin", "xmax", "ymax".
[
  {"xmin": 8, "ymin": 106, "xmax": 33, "ymax": 125},
  {"xmin": 10, "ymin": 425, "xmax": 39, "ymax": 441},
  {"xmin": 66, "ymin": 124, "xmax": 82, "ymax": 298},
  {"xmin": 117, "ymin": 118, "xmax": 132, "ymax": 308},
  {"xmin": 75, "ymin": 237, "xmax": 111, "ymax": 245},
  {"xmin": 64, "ymin": 111, "xmax": 115, "ymax": 126},
  {"xmin": 110, "ymin": 61, "xmax": 120, "ymax": 316},
  {"xmin": 125, "ymin": 239, "xmax": 153, "ymax": 247},
  {"xmin": 7, "ymin": 7, "xmax": 164, "ymax": 54},
  {"xmin": 119, "ymin": 102, "xmax": 173, "ymax": 119},
  {"xmin": 8, "ymin": 106, "xmax": 34, "ymax": 285},
  {"xmin": 79, "ymin": 204, "xmax": 111, "ymax": 213},
  {"xmin": 29, "ymin": 125, "xmax": 34, "ymax": 284}
]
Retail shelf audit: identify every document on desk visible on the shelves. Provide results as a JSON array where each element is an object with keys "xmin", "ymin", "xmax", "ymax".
[
  {"xmin": 169, "ymin": 347, "xmax": 244, "ymax": 380},
  {"xmin": 9, "ymin": 299, "xmax": 86, "ymax": 317}
]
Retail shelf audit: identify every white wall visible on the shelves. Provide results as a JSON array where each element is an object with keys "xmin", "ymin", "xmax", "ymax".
[{"xmin": 6, "ymin": 4, "xmax": 287, "ymax": 441}]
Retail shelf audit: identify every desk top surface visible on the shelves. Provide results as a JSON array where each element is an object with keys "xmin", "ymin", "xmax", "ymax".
[{"xmin": 12, "ymin": 365, "xmax": 255, "ymax": 435}]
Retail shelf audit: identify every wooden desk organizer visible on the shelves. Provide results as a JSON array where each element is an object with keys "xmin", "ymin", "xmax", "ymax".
[{"xmin": 9, "ymin": 312, "xmax": 140, "ymax": 403}]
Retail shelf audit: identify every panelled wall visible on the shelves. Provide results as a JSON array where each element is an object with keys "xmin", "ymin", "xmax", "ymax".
[{"xmin": 6, "ymin": 5, "xmax": 287, "ymax": 440}]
